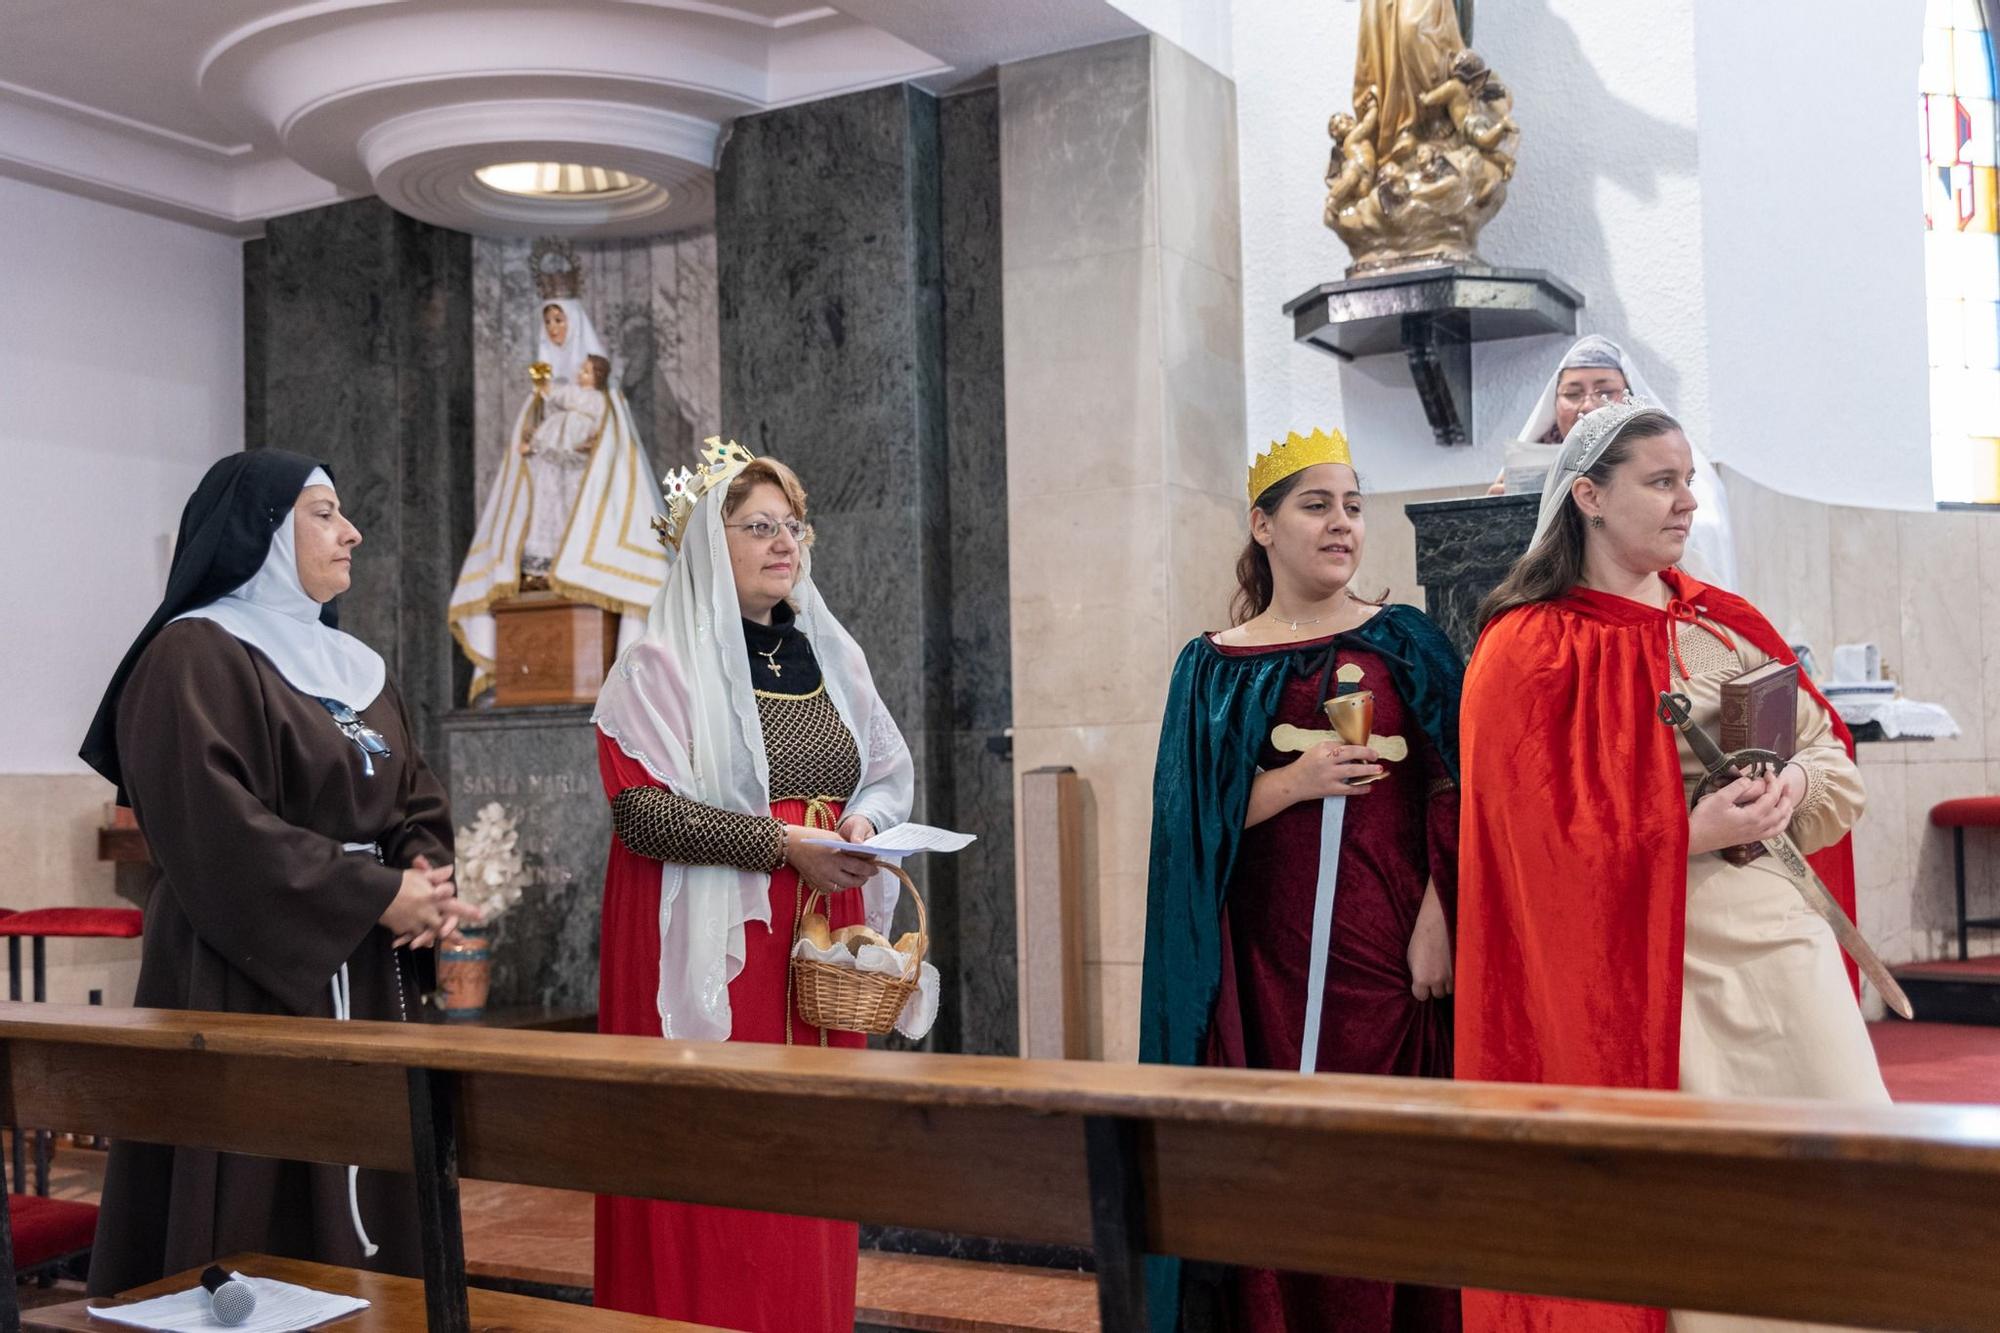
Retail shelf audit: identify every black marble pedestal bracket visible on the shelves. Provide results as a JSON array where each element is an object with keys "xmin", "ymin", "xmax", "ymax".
[
  {"xmin": 1406, "ymin": 492, "xmax": 1539, "ymax": 660},
  {"xmin": 1284, "ymin": 265, "xmax": 1583, "ymax": 447}
]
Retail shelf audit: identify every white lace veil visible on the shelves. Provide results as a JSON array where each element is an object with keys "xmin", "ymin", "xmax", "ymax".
[{"xmin": 592, "ymin": 474, "xmax": 914, "ymax": 1041}]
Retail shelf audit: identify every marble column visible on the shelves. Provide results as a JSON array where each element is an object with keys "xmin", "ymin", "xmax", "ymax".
[
  {"xmin": 1406, "ymin": 493, "xmax": 1538, "ymax": 658},
  {"xmin": 1000, "ymin": 36, "xmax": 1248, "ymax": 1061},
  {"xmin": 718, "ymin": 84, "xmax": 1014, "ymax": 1053},
  {"xmin": 244, "ymin": 198, "xmax": 476, "ymax": 769}
]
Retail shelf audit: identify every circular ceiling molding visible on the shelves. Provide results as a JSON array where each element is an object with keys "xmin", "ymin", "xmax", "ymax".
[
  {"xmin": 195, "ymin": 3, "xmax": 765, "ymax": 237},
  {"xmin": 358, "ymin": 98, "xmax": 719, "ymax": 236}
]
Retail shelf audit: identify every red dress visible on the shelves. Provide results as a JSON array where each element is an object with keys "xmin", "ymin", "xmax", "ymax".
[
  {"xmin": 1201, "ymin": 636, "xmax": 1461, "ymax": 1333},
  {"xmin": 593, "ymin": 730, "xmax": 866, "ymax": 1332}
]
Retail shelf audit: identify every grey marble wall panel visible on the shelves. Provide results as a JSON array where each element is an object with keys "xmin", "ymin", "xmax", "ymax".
[
  {"xmin": 948, "ymin": 728, "xmax": 1017, "ymax": 1055},
  {"xmin": 1407, "ymin": 493, "xmax": 1538, "ymax": 657},
  {"xmin": 470, "ymin": 229, "xmax": 718, "ymax": 508},
  {"xmin": 720, "ymin": 83, "xmax": 1013, "ymax": 1053},
  {"xmin": 942, "ymin": 88, "xmax": 1016, "ymax": 1055},
  {"xmin": 243, "ymin": 237, "xmax": 267, "ymax": 448},
  {"xmin": 442, "ymin": 707, "xmax": 605, "ymax": 1009},
  {"xmin": 251, "ymin": 199, "xmax": 475, "ymax": 768}
]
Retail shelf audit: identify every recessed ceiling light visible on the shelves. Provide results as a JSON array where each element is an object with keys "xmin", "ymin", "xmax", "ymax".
[{"xmin": 474, "ymin": 161, "xmax": 650, "ymax": 199}]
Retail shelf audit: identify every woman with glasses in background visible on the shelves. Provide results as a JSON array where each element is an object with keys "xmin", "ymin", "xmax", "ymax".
[
  {"xmin": 590, "ymin": 444, "xmax": 914, "ymax": 1331},
  {"xmin": 1487, "ymin": 333, "xmax": 1737, "ymax": 589}
]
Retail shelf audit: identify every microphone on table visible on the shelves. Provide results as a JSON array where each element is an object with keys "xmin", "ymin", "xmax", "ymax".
[{"xmin": 200, "ymin": 1264, "xmax": 257, "ymax": 1326}]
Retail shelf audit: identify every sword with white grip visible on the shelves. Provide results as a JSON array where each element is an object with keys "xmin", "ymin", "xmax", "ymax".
[
  {"xmin": 1657, "ymin": 691, "xmax": 1914, "ymax": 1020},
  {"xmin": 1297, "ymin": 689, "xmax": 1386, "ymax": 1073}
]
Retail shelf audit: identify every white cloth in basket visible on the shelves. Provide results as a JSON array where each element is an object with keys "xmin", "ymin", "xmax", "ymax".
[{"xmin": 790, "ymin": 937, "xmax": 940, "ymax": 1040}]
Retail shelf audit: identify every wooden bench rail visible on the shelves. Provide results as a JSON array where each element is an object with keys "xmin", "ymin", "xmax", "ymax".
[{"xmin": 6, "ymin": 1004, "xmax": 2000, "ymax": 1332}]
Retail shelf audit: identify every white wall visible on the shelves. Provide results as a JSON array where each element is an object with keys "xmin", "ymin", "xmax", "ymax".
[
  {"xmin": 0, "ymin": 175, "xmax": 243, "ymax": 775},
  {"xmin": 1231, "ymin": 0, "xmax": 1934, "ymax": 507},
  {"xmin": 1104, "ymin": 0, "xmax": 1233, "ymax": 77},
  {"xmin": 1694, "ymin": 0, "xmax": 1930, "ymax": 509}
]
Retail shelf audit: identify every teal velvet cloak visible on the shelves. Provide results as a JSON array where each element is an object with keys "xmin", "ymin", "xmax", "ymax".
[{"xmin": 1137, "ymin": 602, "xmax": 1463, "ymax": 1331}]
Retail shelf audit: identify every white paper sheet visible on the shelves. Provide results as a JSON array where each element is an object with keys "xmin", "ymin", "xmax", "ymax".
[
  {"xmin": 85, "ymin": 1271, "xmax": 370, "ymax": 1332},
  {"xmin": 813, "ymin": 821, "xmax": 978, "ymax": 860}
]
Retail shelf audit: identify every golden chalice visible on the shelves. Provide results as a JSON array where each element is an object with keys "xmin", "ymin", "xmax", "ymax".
[{"xmin": 1324, "ymin": 690, "xmax": 1386, "ymax": 786}]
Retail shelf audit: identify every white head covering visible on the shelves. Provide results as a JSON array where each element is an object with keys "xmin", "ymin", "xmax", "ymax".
[
  {"xmin": 172, "ymin": 468, "xmax": 386, "ymax": 709},
  {"xmin": 1512, "ymin": 334, "xmax": 1737, "ymax": 588},
  {"xmin": 536, "ymin": 298, "xmax": 610, "ymax": 385},
  {"xmin": 592, "ymin": 470, "xmax": 914, "ymax": 1042},
  {"xmin": 1516, "ymin": 334, "xmax": 1648, "ymax": 444}
]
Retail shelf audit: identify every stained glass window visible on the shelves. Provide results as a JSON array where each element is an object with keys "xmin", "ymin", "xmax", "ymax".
[{"xmin": 1922, "ymin": 0, "xmax": 2000, "ymax": 502}]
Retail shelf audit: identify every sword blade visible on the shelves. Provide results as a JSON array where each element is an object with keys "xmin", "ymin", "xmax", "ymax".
[
  {"xmin": 1759, "ymin": 830, "xmax": 1915, "ymax": 1020},
  {"xmin": 1300, "ymin": 796, "xmax": 1345, "ymax": 1075}
]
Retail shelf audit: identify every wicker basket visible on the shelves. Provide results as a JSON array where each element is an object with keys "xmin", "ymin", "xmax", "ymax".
[{"xmin": 791, "ymin": 863, "xmax": 927, "ymax": 1036}]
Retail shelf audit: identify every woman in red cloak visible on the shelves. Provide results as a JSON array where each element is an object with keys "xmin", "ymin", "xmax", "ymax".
[{"xmin": 1455, "ymin": 401, "xmax": 1887, "ymax": 1333}]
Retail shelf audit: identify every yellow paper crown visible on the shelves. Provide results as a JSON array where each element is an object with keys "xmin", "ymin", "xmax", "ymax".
[
  {"xmin": 1248, "ymin": 427, "xmax": 1353, "ymax": 503},
  {"xmin": 652, "ymin": 436, "xmax": 759, "ymax": 551}
]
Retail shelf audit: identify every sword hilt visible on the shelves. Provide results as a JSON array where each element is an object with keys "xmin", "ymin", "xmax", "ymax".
[{"xmin": 1658, "ymin": 691, "xmax": 1725, "ymax": 768}]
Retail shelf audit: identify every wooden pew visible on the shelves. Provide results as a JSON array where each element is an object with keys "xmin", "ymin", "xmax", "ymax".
[{"xmin": 4, "ymin": 1003, "xmax": 2000, "ymax": 1332}]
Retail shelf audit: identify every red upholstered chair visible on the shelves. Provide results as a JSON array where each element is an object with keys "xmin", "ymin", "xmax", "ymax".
[
  {"xmin": 1928, "ymin": 797, "xmax": 2000, "ymax": 959},
  {"xmin": 0, "ymin": 906, "xmax": 142, "ymax": 1212},
  {"xmin": 0, "ymin": 907, "xmax": 145, "ymax": 1002},
  {"xmin": 6, "ymin": 1192, "xmax": 96, "ymax": 1282}
]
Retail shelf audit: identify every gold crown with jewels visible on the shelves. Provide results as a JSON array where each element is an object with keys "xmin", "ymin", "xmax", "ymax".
[
  {"xmin": 652, "ymin": 436, "xmax": 759, "ymax": 552},
  {"xmin": 1248, "ymin": 427, "xmax": 1353, "ymax": 503}
]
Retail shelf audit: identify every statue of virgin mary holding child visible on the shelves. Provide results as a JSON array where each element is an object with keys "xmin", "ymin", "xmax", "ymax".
[{"xmin": 449, "ymin": 242, "xmax": 665, "ymax": 698}]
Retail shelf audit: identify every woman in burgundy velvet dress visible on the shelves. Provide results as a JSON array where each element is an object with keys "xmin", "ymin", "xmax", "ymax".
[{"xmin": 1141, "ymin": 429, "xmax": 1464, "ymax": 1333}]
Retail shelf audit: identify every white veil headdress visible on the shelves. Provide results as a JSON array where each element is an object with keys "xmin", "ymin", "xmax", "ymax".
[
  {"xmin": 1530, "ymin": 399, "xmax": 1704, "ymax": 569},
  {"xmin": 1511, "ymin": 334, "xmax": 1737, "ymax": 588},
  {"xmin": 173, "ymin": 468, "xmax": 385, "ymax": 708},
  {"xmin": 591, "ymin": 449, "xmax": 914, "ymax": 1042},
  {"xmin": 535, "ymin": 298, "xmax": 609, "ymax": 385}
]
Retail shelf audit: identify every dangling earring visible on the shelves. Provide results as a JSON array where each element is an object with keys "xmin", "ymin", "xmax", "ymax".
[{"xmin": 1588, "ymin": 514, "xmax": 1605, "ymax": 530}]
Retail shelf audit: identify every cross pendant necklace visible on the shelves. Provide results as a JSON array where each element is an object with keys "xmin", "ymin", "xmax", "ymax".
[{"xmin": 758, "ymin": 643, "xmax": 783, "ymax": 678}]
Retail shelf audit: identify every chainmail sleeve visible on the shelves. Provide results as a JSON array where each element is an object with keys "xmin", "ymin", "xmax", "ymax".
[{"xmin": 611, "ymin": 786, "xmax": 785, "ymax": 872}]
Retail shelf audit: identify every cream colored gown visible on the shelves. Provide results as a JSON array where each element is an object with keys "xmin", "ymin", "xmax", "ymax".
[{"xmin": 1665, "ymin": 618, "xmax": 1891, "ymax": 1333}]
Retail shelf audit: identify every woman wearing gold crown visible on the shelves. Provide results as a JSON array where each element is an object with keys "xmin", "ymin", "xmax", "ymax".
[
  {"xmin": 589, "ymin": 439, "xmax": 913, "ymax": 1331},
  {"xmin": 1140, "ymin": 428, "xmax": 1465, "ymax": 1332}
]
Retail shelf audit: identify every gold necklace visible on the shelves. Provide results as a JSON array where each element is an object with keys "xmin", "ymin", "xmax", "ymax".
[
  {"xmin": 1265, "ymin": 592, "xmax": 1359, "ymax": 634},
  {"xmin": 757, "ymin": 642, "xmax": 784, "ymax": 678}
]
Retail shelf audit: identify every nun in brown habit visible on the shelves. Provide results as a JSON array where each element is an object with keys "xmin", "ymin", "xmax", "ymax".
[{"xmin": 77, "ymin": 450, "xmax": 479, "ymax": 1294}]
